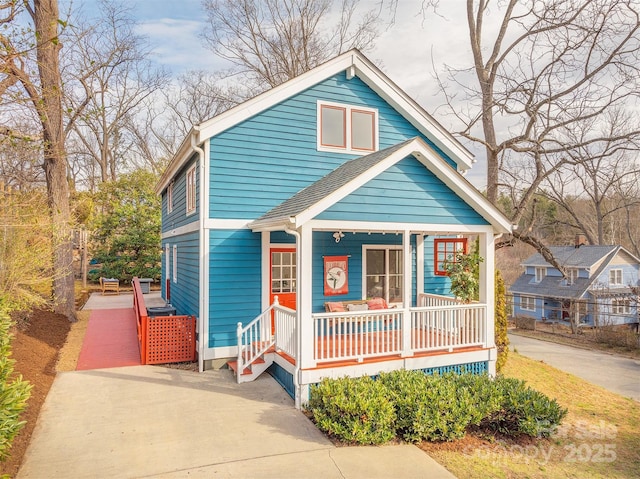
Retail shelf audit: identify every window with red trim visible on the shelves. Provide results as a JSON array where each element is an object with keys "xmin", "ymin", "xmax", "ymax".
[
  {"xmin": 318, "ymin": 101, "xmax": 377, "ymax": 153},
  {"xmin": 434, "ymin": 238, "xmax": 468, "ymax": 276}
]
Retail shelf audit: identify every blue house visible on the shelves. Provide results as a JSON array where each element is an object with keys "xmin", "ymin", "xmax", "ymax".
[
  {"xmin": 155, "ymin": 50, "xmax": 512, "ymax": 407},
  {"xmin": 510, "ymin": 239, "xmax": 639, "ymax": 327}
]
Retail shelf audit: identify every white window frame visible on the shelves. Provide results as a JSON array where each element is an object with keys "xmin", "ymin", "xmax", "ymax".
[
  {"xmin": 165, "ymin": 244, "xmax": 170, "ymax": 282},
  {"xmin": 362, "ymin": 245, "xmax": 403, "ymax": 305},
  {"xmin": 609, "ymin": 268, "xmax": 623, "ymax": 286},
  {"xmin": 186, "ymin": 165, "xmax": 196, "ymax": 215},
  {"xmin": 167, "ymin": 181, "xmax": 174, "ymax": 213},
  {"xmin": 521, "ymin": 295, "xmax": 535, "ymax": 311},
  {"xmin": 317, "ymin": 100, "xmax": 378, "ymax": 154},
  {"xmin": 535, "ymin": 267, "xmax": 546, "ymax": 283},
  {"xmin": 172, "ymin": 245, "xmax": 178, "ymax": 283},
  {"xmin": 564, "ymin": 268, "xmax": 578, "ymax": 285},
  {"xmin": 611, "ymin": 298, "xmax": 630, "ymax": 315}
]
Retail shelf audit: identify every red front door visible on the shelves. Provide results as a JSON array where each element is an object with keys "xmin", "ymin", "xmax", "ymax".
[{"xmin": 270, "ymin": 248, "xmax": 297, "ymax": 311}]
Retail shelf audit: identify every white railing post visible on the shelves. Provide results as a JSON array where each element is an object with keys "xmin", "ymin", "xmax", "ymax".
[{"xmin": 236, "ymin": 321, "xmax": 243, "ymax": 383}]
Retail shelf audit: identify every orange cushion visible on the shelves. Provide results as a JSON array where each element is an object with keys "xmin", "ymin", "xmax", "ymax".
[
  {"xmin": 367, "ymin": 297, "xmax": 388, "ymax": 310},
  {"xmin": 327, "ymin": 301, "xmax": 345, "ymax": 312}
]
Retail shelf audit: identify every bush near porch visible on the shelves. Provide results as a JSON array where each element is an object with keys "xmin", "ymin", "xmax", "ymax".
[{"xmin": 306, "ymin": 370, "xmax": 566, "ymax": 445}]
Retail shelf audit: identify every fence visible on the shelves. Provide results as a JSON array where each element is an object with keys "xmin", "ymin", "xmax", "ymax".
[{"xmin": 132, "ymin": 277, "xmax": 196, "ymax": 365}]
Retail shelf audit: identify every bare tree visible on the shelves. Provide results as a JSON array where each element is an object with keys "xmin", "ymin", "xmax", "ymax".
[
  {"xmin": 390, "ymin": 1, "xmax": 640, "ymax": 272},
  {"xmin": 0, "ymin": 0, "xmax": 76, "ymax": 320},
  {"xmin": 63, "ymin": 0, "xmax": 169, "ymax": 185},
  {"xmin": 201, "ymin": 0, "xmax": 380, "ymax": 95}
]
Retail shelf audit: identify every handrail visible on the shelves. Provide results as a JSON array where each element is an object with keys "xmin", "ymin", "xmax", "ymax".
[{"xmin": 236, "ymin": 299, "xmax": 277, "ymax": 382}]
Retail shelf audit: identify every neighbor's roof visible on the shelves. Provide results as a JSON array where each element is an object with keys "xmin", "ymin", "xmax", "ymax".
[
  {"xmin": 155, "ymin": 49, "xmax": 475, "ymax": 194},
  {"xmin": 510, "ymin": 245, "xmax": 640, "ymax": 299},
  {"xmin": 248, "ymin": 137, "xmax": 513, "ymax": 234}
]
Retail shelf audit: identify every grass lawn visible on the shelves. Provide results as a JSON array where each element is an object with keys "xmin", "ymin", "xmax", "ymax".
[{"xmin": 420, "ymin": 352, "xmax": 640, "ymax": 478}]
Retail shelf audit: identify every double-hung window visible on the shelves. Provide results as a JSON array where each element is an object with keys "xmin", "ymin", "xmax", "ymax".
[
  {"xmin": 318, "ymin": 101, "xmax": 378, "ymax": 153},
  {"xmin": 535, "ymin": 267, "xmax": 546, "ymax": 283},
  {"xmin": 167, "ymin": 181, "xmax": 174, "ymax": 213},
  {"xmin": 172, "ymin": 245, "xmax": 178, "ymax": 283},
  {"xmin": 521, "ymin": 296, "xmax": 535, "ymax": 311},
  {"xmin": 434, "ymin": 238, "xmax": 467, "ymax": 276},
  {"xmin": 186, "ymin": 165, "xmax": 196, "ymax": 215},
  {"xmin": 611, "ymin": 298, "xmax": 630, "ymax": 314},
  {"xmin": 363, "ymin": 246, "xmax": 403, "ymax": 304},
  {"xmin": 609, "ymin": 269, "xmax": 623, "ymax": 286}
]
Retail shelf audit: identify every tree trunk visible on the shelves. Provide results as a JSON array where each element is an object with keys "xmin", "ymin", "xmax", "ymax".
[{"xmin": 33, "ymin": 0, "xmax": 76, "ymax": 321}]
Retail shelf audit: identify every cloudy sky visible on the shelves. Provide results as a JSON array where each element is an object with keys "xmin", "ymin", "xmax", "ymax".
[{"xmin": 77, "ymin": 0, "xmax": 485, "ymax": 188}]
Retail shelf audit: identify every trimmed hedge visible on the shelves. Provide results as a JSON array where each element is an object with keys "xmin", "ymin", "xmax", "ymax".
[{"xmin": 307, "ymin": 371, "xmax": 566, "ymax": 444}]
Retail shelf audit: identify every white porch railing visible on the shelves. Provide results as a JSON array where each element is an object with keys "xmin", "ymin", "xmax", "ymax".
[
  {"xmin": 411, "ymin": 304, "xmax": 486, "ymax": 352},
  {"xmin": 274, "ymin": 304, "xmax": 296, "ymax": 358},
  {"xmin": 311, "ymin": 298, "xmax": 487, "ymax": 364},
  {"xmin": 418, "ymin": 292, "xmax": 463, "ymax": 307},
  {"xmin": 313, "ymin": 310, "xmax": 403, "ymax": 362}
]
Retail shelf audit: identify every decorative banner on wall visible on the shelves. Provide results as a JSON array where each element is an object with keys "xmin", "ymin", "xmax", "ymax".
[{"xmin": 324, "ymin": 255, "xmax": 349, "ymax": 296}]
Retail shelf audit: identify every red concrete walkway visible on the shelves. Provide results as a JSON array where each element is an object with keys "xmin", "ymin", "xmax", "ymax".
[{"xmin": 76, "ymin": 308, "xmax": 142, "ymax": 370}]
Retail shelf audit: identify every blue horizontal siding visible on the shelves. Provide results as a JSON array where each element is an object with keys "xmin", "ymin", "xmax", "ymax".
[
  {"xmin": 209, "ymin": 72, "xmax": 454, "ymax": 220},
  {"xmin": 162, "ymin": 232, "xmax": 199, "ymax": 317},
  {"xmin": 208, "ymin": 229, "xmax": 262, "ymax": 348},
  {"xmin": 317, "ymin": 156, "xmax": 488, "ymax": 225},
  {"xmin": 162, "ymin": 156, "xmax": 199, "ymax": 232}
]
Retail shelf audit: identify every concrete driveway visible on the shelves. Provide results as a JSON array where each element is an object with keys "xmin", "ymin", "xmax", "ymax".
[
  {"xmin": 18, "ymin": 366, "xmax": 455, "ymax": 479},
  {"xmin": 508, "ymin": 333, "xmax": 640, "ymax": 401}
]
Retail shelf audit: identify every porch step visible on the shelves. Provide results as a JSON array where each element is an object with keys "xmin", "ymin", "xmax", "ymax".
[{"xmin": 228, "ymin": 355, "xmax": 272, "ymax": 383}]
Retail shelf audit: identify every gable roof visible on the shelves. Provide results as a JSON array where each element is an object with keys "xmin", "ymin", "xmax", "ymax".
[
  {"xmin": 156, "ymin": 49, "xmax": 475, "ymax": 194},
  {"xmin": 521, "ymin": 246, "xmax": 620, "ymax": 269},
  {"xmin": 248, "ymin": 137, "xmax": 512, "ymax": 233},
  {"xmin": 510, "ymin": 245, "xmax": 640, "ymax": 299}
]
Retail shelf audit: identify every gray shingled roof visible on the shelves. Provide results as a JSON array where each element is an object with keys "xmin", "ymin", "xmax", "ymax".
[
  {"xmin": 521, "ymin": 246, "xmax": 618, "ymax": 268},
  {"xmin": 510, "ymin": 246, "xmax": 619, "ymax": 299},
  {"xmin": 255, "ymin": 138, "xmax": 415, "ymax": 222}
]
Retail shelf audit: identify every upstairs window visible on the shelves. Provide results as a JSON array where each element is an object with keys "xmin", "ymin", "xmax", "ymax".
[
  {"xmin": 318, "ymin": 101, "xmax": 377, "ymax": 153},
  {"xmin": 186, "ymin": 165, "xmax": 196, "ymax": 215},
  {"xmin": 434, "ymin": 238, "xmax": 468, "ymax": 276},
  {"xmin": 535, "ymin": 267, "xmax": 546, "ymax": 283},
  {"xmin": 563, "ymin": 268, "xmax": 578, "ymax": 285},
  {"xmin": 167, "ymin": 181, "xmax": 174, "ymax": 213},
  {"xmin": 609, "ymin": 269, "xmax": 623, "ymax": 286}
]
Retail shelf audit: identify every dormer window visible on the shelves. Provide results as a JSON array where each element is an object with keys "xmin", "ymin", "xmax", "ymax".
[
  {"xmin": 535, "ymin": 267, "xmax": 546, "ymax": 283},
  {"xmin": 563, "ymin": 268, "xmax": 578, "ymax": 285},
  {"xmin": 317, "ymin": 101, "xmax": 378, "ymax": 153}
]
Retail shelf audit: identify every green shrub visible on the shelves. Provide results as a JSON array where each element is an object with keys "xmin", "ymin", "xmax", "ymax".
[
  {"xmin": 482, "ymin": 377, "xmax": 567, "ymax": 437},
  {"xmin": 307, "ymin": 376, "xmax": 395, "ymax": 445},
  {"xmin": 306, "ymin": 370, "xmax": 567, "ymax": 445},
  {"xmin": 379, "ymin": 370, "xmax": 478, "ymax": 442},
  {"xmin": 0, "ymin": 299, "xmax": 32, "ymax": 462},
  {"xmin": 495, "ymin": 270, "xmax": 509, "ymax": 372}
]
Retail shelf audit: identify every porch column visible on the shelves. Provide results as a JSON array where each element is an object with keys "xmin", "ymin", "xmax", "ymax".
[
  {"xmin": 298, "ymin": 223, "xmax": 315, "ymax": 370},
  {"xmin": 479, "ymin": 230, "xmax": 497, "ymax": 374},
  {"xmin": 416, "ymin": 234, "xmax": 424, "ymax": 296},
  {"xmin": 402, "ymin": 229, "xmax": 412, "ymax": 357}
]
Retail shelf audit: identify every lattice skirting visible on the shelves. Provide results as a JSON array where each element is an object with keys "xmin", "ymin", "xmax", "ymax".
[{"xmin": 146, "ymin": 315, "xmax": 196, "ymax": 364}]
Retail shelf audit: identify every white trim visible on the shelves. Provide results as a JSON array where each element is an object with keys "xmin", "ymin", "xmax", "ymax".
[
  {"xmin": 186, "ymin": 164, "xmax": 197, "ymax": 216},
  {"xmin": 204, "ymin": 219, "xmax": 251, "ymax": 230},
  {"xmin": 156, "ymin": 50, "xmax": 475, "ymax": 194},
  {"xmin": 172, "ymin": 245, "xmax": 178, "ymax": 283},
  {"xmin": 261, "ymin": 234, "xmax": 271, "ymax": 310},
  {"xmin": 308, "ymin": 219, "xmax": 497, "ymax": 235},
  {"xmin": 161, "ymin": 222, "xmax": 199, "ymax": 239},
  {"xmin": 316, "ymin": 100, "xmax": 379, "ymax": 154},
  {"xmin": 361, "ymin": 244, "xmax": 404, "ymax": 304},
  {"xmin": 199, "ymin": 137, "xmax": 210, "ymax": 372},
  {"xmin": 416, "ymin": 234, "xmax": 425, "ymax": 295},
  {"xmin": 167, "ymin": 181, "xmax": 174, "ymax": 213},
  {"xmin": 165, "ymin": 243, "xmax": 170, "ymax": 286},
  {"xmin": 520, "ymin": 295, "xmax": 536, "ymax": 311}
]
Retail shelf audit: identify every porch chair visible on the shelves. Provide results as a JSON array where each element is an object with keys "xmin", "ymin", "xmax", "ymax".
[{"xmin": 100, "ymin": 277, "xmax": 120, "ymax": 295}]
